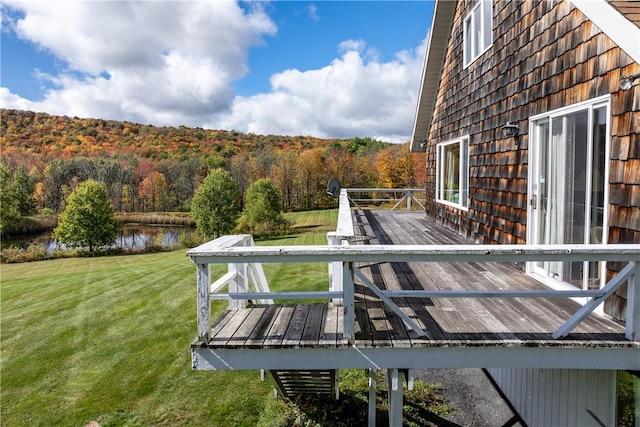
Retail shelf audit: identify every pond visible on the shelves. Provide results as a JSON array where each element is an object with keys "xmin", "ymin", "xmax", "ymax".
[{"xmin": 2, "ymin": 225, "xmax": 194, "ymax": 254}]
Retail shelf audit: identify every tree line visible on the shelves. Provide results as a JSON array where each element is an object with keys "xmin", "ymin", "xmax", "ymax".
[{"xmin": 1, "ymin": 109, "xmax": 425, "ymax": 235}]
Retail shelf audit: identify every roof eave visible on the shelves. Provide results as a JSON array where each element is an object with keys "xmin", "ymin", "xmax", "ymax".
[{"xmin": 410, "ymin": 0, "xmax": 456, "ymax": 153}]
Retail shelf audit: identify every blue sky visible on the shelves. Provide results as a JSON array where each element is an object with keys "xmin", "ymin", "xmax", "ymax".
[{"xmin": 1, "ymin": 1, "xmax": 434, "ymax": 142}]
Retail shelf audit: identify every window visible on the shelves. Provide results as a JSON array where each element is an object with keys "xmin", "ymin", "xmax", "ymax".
[
  {"xmin": 436, "ymin": 137, "xmax": 469, "ymax": 209},
  {"xmin": 464, "ymin": 0, "xmax": 493, "ymax": 67}
]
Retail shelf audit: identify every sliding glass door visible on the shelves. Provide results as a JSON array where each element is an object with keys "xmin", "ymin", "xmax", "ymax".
[{"xmin": 529, "ymin": 98, "xmax": 609, "ymax": 289}]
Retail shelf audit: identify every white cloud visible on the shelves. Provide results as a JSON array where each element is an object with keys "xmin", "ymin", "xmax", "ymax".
[
  {"xmin": 306, "ymin": 4, "xmax": 319, "ymax": 22},
  {"xmin": 214, "ymin": 39, "xmax": 428, "ymax": 142},
  {"xmin": 1, "ymin": 1, "xmax": 427, "ymax": 142},
  {"xmin": 1, "ymin": 1, "xmax": 276, "ymax": 125}
]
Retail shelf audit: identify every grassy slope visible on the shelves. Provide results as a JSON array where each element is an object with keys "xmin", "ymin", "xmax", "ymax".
[{"xmin": 1, "ymin": 210, "xmax": 337, "ymax": 426}]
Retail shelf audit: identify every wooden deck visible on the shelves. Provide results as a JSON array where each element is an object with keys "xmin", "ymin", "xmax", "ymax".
[{"xmin": 191, "ymin": 210, "xmax": 639, "ymax": 370}]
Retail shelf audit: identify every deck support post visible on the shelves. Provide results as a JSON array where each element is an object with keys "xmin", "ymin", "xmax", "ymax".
[
  {"xmin": 406, "ymin": 190, "xmax": 412, "ymax": 210},
  {"xmin": 196, "ymin": 263, "xmax": 210, "ymax": 342},
  {"xmin": 368, "ymin": 369, "xmax": 377, "ymax": 427},
  {"xmin": 343, "ymin": 262, "xmax": 355, "ymax": 340},
  {"xmin": 387, "ymin": 368, "xmax": 404, "ymax": 427},
  {"xmin": 626, "ymin": 262, "xmax": 640, "ymax": 340}
]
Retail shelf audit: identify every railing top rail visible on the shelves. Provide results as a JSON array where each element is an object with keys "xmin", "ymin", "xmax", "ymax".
[
  {"xmin": 334, "ymin": 189, "xmax": 355, "ymax": 237},
  {"xmin": 187, "ymin": 234, "xmax": 252, "ymax": 254},
  {"xmin": 344, "ymin": 188, "xmax": 426, "ymax": 192},
  {"xmin": 187, "ymin": 242, "xmax": 640, "ymax": 264}
]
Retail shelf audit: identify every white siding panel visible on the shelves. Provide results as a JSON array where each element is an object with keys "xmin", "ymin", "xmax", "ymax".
[{"xmin": 487, "ymin": 368, "xmax": 616, "ymax": 427}]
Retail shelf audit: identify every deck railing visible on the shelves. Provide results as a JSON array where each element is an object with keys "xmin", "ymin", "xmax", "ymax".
[
  {"xmin": 344, "ymin": 188, "xmax": 426, "ymax": 211},
  {"xmin": 187, "ymin": 189, "xmax": 640, "ymax": 344}
]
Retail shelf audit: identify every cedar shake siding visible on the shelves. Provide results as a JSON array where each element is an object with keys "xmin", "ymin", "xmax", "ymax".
[{"xmin": 421, "ymin": 0, "xmax": 639, "ymax": 322}]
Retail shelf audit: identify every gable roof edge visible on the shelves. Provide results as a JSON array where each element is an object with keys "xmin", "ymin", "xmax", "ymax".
[
  {"xmin": 571, "ymin": 0, "xmax": 640, "ymax": 65},
  {"xmin": 410, "ymin": 0, "xmax": 456, "ymax": 153}
]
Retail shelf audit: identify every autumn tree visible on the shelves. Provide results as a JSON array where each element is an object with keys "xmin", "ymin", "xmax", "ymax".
[
  {"xmin": 236, "ymin": 179, "xmax": 289, "ymax": 237},
  {"xmin": 53, "ymin": 179, "xmax": 117, "ymax": 252},
  {"xmin": 296, "ymin": 148, "xmax": 326, "ymax": 210},
  {"xmin": 191, "ymin": 169, "xmax": 241, "ymax": 239},
  {"xmin": 376, "ymin": 144, "xmax": 415, "ymax": 188},
  {"xmin": 271, "ymin": 151, "xmax": 299, "ymax": 211},
  {"xmin": 138, "ymin": 171, "xmax": 168, "ymax": 212}
]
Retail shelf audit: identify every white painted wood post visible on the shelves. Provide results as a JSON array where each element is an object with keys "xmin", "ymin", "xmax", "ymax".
[
  {"xmin": 368, "ymin": 369, "xmax": 377, "ymax": 427},
  {"xmin": 327, "ymin": 233, "xmax": 344, "ymax": 305},
  {"xmin": 626, "ymin": 262, "xmax": 640, "ymax": 340},
  {"xmin": 343, "ymin": 261, "xmax": 355, "ymax": 341},
  {"xmin": 388, "ymin": 368, "xmax": 404, "ymax": 427},
  {"xmin": 196, "ymin": 263, "xmax": 210, "ymax": 342},
  {"xmin": 406, "ymin": 190, "xmax": 412, "ymax": 210}
]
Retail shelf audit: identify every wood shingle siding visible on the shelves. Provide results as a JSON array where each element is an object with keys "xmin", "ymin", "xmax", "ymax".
[{"xmin": 422, "ymin": 0, "xmax": 639, "ymax": 321}]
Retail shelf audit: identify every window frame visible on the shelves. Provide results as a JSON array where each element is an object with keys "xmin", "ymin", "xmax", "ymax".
[
  {"xmin": 463, "ymin": 0, "xmax": 493, "ymax": 67},
  {"xmin": 436, "ymin": 136, "xmax": 470, "ymax": 210}
]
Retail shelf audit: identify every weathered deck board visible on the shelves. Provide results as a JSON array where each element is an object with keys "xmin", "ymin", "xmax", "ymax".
[
  {"xmin": 197, "ymin": 210, "xmax": 633, "ymax": 351},
  {"xmin": 245, "ymin": 304, "xmax": 280, "ymax": 348},
  {"xmin": 263, "ymin": 304, "xmax": 296, "ymax": 347},
  {"xmin": 318, "ymin": 305, "xmax": 341, "ymax": 347},
  {"xmin": 299, "ymin": 304, "xmax": 325, "ymax": 347}
]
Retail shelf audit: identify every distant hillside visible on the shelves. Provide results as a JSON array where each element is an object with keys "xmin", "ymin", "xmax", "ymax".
[
  {"xmin": 0, "ymin": 109, "xmax": 346, "ymax": 163},
  {"xmin": 0, "ymin": 109, "xmax": 420, "ymax": 218}
]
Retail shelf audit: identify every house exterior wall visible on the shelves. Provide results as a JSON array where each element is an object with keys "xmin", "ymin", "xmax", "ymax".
[
  {"xmin": 486, "ymin": 368, "xmax": 616, "ymax": 426},
  {"xmin": 424, "ymin": 0, "xmax": 639, "ymax": 321}
]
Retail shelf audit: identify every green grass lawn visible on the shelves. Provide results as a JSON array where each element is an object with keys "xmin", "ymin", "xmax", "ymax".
[
  {"xmin": 2, "ymin": 209, "xmax": 449, "ymax": 426},
  {"xmin": 1, "ymin": 210, "xmax": 338, "ymax": 426}
]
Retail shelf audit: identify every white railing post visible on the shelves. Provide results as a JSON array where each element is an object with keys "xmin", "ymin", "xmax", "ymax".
[
  {"xmin": 327, "ymin": 232, "xmax": 344, "ymax": 305},
  {"xmin": 626, "ymin": 262, "xmax": 640, "ymax": 340},
  {"xmin": 196, "ymin": 263, "xmax": 210, "ymax": 342},
  {"xmin": 343, "ymin": 261, "xmax": 355, "ymax": 341},
  {"xmin": 407, "ymin": 190, "xmax": 412, "ymax": 210}
]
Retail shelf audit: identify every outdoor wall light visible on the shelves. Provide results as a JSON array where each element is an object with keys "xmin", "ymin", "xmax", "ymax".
[
  {"xmin": 619, "ymin": 73, "xmax": 640, "ymax": 90},
  {"xmin": 501, "ymin": 122, "xmax": 519, "ymax": 138}
]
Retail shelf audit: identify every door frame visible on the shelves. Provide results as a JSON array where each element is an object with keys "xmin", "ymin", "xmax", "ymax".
[{"xmin": 526, "ymin": 95, "xmax": 611, "ymax": 300}]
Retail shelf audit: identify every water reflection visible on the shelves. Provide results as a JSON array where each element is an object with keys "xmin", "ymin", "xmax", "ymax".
[{"xmin": 3, "ymin": 225, "xmax": 191, "ymax": 254}]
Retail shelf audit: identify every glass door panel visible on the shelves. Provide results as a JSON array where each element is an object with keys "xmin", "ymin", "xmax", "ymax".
[{"xmin": 529, "ymin": 102, "xmax": 607, "ymax": 290}]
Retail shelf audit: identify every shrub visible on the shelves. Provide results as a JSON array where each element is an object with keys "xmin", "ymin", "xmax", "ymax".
[
  {"xmin": 0, "ymin": 244, "xmax": 46, "ymax": 263},
  {"xmin": 178, "ymin": 230, "xmax": 205, "ymax": 248}
]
